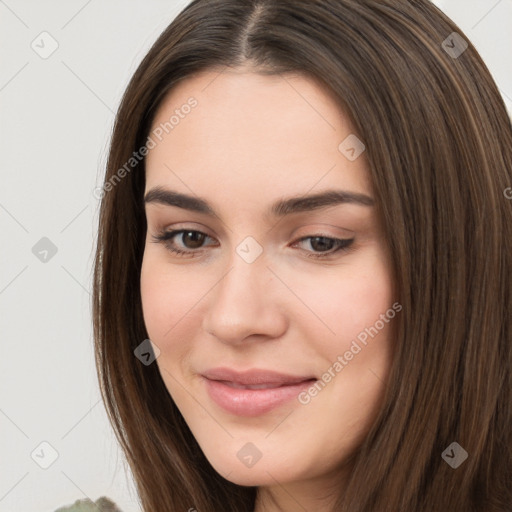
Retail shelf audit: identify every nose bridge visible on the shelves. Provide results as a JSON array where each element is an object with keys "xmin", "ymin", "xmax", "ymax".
[
  {"xmin": 221, "ymin": 257, "xmax": 260, "ymax": 308},
  {"xmin": 202, "ymin": 243, "xmax": 286, "ymax": 344},
  {"xmin": 218, "ymin": 233, "xmax": 269, "ymax": 304}
]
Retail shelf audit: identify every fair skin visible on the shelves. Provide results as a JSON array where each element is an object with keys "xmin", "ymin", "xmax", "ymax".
[{"xmin": 140, "ymin": 67, "xmax": 396, "ymax": 512}]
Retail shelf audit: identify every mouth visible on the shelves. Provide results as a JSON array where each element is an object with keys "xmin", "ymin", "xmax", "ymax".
[
  {"xmin": 218, "ymin": 381, "xmax": 304, "ymax": 390},
  {"xmin": 201, "ymin": 367, "xmax": 317, "ymax": 416}
]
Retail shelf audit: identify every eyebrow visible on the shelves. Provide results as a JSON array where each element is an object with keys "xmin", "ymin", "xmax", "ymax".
[{"xmin": 144, "ymin": 186, "xmax": 374, "ymax": 217}]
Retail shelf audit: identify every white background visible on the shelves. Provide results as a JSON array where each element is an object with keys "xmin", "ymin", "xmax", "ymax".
[{"xmin": 1, "ymin": 1, "xmax": 511, "ymax": 511}]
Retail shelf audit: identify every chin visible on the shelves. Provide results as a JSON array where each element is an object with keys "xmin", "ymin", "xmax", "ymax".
[{"xmin": 200, "ymin": 441, "xmax": 307, "ymax": 487}]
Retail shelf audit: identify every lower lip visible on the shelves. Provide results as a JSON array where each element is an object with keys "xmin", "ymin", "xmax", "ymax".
[{"xmin": 203, "ymin": 377, "xmax": 316, "ymax": 417}]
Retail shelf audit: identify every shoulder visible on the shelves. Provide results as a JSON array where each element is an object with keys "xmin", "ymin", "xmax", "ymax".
[{"xmin": 54, "ymin": 497, "xmax": 123, "ymax": 512}]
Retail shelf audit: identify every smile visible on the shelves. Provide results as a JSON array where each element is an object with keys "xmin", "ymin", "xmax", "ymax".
[{"xmin": 201, "ymin": 367, "xmax": 317, "ymax": 417}]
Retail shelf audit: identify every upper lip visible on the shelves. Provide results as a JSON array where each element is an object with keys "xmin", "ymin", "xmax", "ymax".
[{"xmin": 202, "ymin": 367, "xmax": 316, "ymax": 386}]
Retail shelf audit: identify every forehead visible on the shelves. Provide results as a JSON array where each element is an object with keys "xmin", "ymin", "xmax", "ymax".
[{"xmin": 145, "ymin": 69, "xmax": 372, "ymax": 206}]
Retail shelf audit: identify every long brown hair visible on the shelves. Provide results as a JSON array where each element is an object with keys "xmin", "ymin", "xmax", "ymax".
[{"xmin": 92, "ymin": 1, "xmax": 512, "ymax": 510}]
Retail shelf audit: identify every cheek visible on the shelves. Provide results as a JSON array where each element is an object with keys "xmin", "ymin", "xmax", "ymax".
[
  {"xmin": 140, "ymin": 262, "xmax": 170, "ymax": 341},
  {"xmin": 140, "ymin": 254, "xmax": 200, "ymax": 345},
  {"xmin": 291, "ymin": 251, "xmax": 394, "ymax": 352}
]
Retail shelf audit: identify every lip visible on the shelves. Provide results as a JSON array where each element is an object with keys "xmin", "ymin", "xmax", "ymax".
[{"xmin": 202, "ymin": 367, "xmax": 317, "ymax": 417}]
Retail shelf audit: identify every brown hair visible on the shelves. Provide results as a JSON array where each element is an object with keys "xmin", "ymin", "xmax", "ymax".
[{"xmin": 92, "ymin": 1, "xmax": 512, "ymax": 510}]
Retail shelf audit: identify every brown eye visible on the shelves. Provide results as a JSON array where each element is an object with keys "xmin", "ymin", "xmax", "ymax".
[
  {"xmin": 293, "ymin": 235, "xmax": 355, "ymax": 259},
  {"xmin": 308, "ymin": 236, "xmax": 336, "ymax": 252},
  {"xmin": 181, "ymin": 231, "xmax": 206, "ymax": 249},
  {"xmin": 152, "ymin": 229, "xmax": 217, "ymax": 257}
]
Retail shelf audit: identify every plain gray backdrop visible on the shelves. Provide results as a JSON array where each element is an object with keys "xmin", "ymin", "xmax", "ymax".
[{"xmin": 1, "ymin": 1, "xmax": 511, "ymax": 511}]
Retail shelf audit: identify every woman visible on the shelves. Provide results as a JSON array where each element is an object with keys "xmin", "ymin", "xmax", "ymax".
[{"xmin": 93, "ymin": 0, "xmax": 512, "ymax": 510}]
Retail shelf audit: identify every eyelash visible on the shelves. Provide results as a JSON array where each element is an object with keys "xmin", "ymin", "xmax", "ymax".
[{"xmin": 151, "ymin": 229, "xmax": 355, "ymax": 260}]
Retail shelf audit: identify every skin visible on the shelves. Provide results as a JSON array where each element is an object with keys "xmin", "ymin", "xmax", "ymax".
[{"xmin": 140, "ymin": 67, "xmax": 396, "ymax": 512}]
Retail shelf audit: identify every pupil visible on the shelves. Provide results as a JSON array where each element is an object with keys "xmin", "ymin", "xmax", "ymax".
[
  {"xmin": 310, "ymin": 236, "xmax": 334, "ymax": 252},
  {"xmin": 183, "ymin": 231, "xmax": 205, "ymax": 248}
]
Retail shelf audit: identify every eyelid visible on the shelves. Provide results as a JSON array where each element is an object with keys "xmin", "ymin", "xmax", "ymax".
[{"xmin": 290, "ymin": 223, "xmax": 356, "ymax": 239}]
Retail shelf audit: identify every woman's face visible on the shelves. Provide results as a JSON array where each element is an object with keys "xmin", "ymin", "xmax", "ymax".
[{"xmin": 141, "ymin": 68, "xmax": 396, "ymax": 500}]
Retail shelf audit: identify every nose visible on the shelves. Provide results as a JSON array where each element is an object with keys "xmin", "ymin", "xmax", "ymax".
[{"xmin": 202, "ymin": 251, "xmax": 288, "ymax": 346}]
